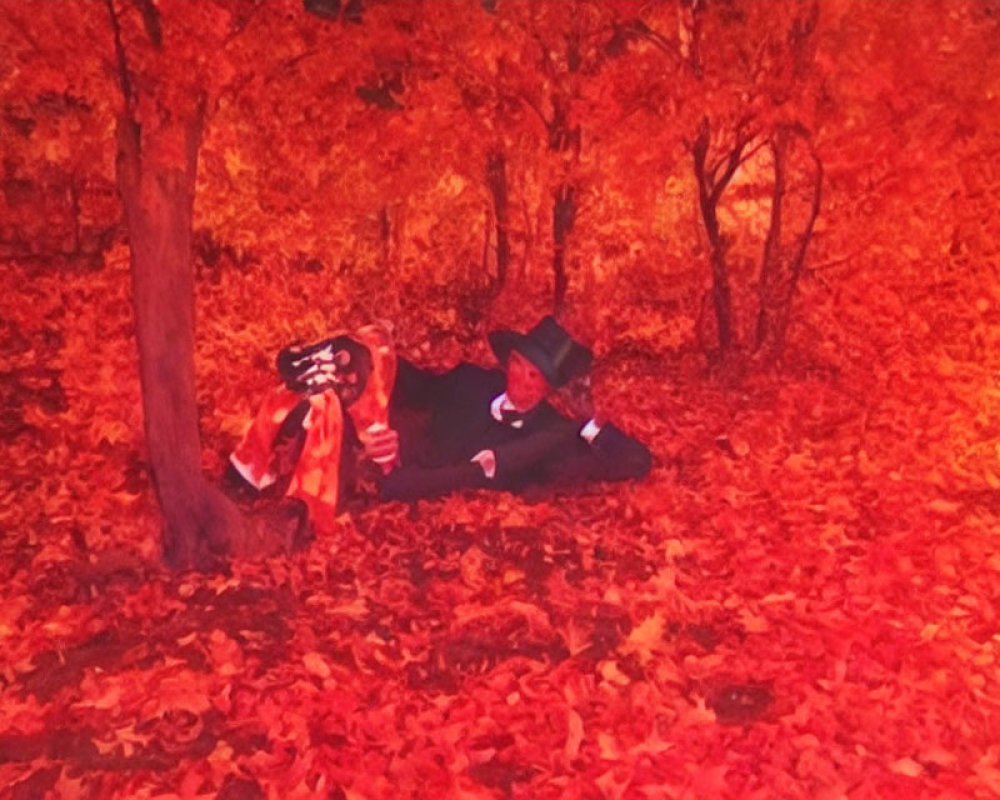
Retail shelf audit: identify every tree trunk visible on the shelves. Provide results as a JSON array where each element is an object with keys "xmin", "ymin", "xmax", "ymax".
[
  {"xmin": 755, "ymin": 128, "xmax": 789, "ymax": 351},
  {"xmin": 552, "ymin": 183, "xmax": 575, "ymax": 313},
  {"xmin": 773, "ymin": 142, "xmax": 823, "ymax": 359},
  {"xmin": 694, "ymin": 174, "xmax": 735, "ymax": 355},
  {"xmin": 116, "ymin": 107, "xmax": 243, "ymax": 569},
  {"xmin": 69, "ymin": 178, "xmax": 81, "ymax": 255},
  {"xmin": 486, "ymin": 147, "xmax": 510, "ymax": 293},
  {"xmin": 378, "ymin": 205, "xmax": 391, "ymax": 273},
  {"xmin": 703, "ymin": 206, "xmax": 735, "ymax": 356},
  {"xmin": 692, "ymin": 121, "xmax": 737, "ymax": 357}
]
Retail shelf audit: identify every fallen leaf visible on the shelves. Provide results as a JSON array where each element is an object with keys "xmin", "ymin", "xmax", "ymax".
[{"xmin": 303, "ymin": 651, "xmax": 332, "ymax": 679}]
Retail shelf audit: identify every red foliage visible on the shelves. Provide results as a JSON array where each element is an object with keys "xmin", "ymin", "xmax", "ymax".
[{"xmin": 2, "ymin": 0, "xmax": 1000, "ymax": 797}]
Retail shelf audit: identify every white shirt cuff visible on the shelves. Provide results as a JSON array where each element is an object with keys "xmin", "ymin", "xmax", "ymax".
[
  {"xmin": 229, "ymin": 453, "xmax": 276, "ymax": 490},
  {"xmin": 579, "ymin": 418, "xmax": 603, "ymax": 444}
]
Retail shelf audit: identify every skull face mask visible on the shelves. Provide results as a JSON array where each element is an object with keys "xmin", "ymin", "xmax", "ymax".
[{"xmin": 277, "ymin": 334, "xmax": 372, "ymax": 407}]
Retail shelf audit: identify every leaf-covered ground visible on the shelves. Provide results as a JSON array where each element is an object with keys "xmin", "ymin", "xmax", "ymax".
[{"xmin": 3, "ymin": 249, "xmax": 1000, "ymax": 800}]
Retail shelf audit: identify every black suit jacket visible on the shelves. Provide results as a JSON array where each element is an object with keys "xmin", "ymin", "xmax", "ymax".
[{"xmin": 379, "ymin": 359, "xmax": 651, "ymax": 501}]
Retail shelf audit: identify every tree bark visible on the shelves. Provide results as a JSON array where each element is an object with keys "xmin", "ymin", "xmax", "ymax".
[
  {"xmin": 486, "ymin": 147, "xmax": 510, "ymax": 293},
  {"xmin": 755, "ymin": 127, "xmax": 789, "ymax": 351},
  {"xmin": 692, "ymin": 123, "xmax": 735, "ymax": 356},
  {"xmin": 552, "ymin": 183, "xmax": 575, "ymax": 313},
  {"xmin": 115, "ymin": 101, "xmax": 243, "ymax": 569},
  {"xmin": 774, "ymin": 141, "xmax": 823, "ymax": 359}
]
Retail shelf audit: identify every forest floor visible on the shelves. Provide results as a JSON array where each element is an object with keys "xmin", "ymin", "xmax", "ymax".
[{"xmin": 2, "ymin": 253, "xmax": 1000, "ymax": 800}]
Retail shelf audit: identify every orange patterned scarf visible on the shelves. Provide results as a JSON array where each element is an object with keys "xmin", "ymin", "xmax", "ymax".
[{"xmin": 229, "ymin": 322, "xmax": 396, "ymax": 530}]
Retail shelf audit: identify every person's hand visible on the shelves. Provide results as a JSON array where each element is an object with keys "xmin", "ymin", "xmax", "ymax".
[
  {"xmin": 359, "ymin": 423, "xmax": 399, "ymax": 473},
  {"xmin": 470, "ymin": 449, "xmax": 497, "ymax": 479}
]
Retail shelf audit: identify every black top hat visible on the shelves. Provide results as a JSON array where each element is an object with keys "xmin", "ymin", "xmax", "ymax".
[{"xmin": 488, "ymin": 315, "xmax": 593, "ymax": 388}]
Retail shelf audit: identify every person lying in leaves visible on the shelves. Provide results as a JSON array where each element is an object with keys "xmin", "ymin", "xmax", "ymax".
[{"xmin": 226, "ymin": 316, "xmax": 651, "ymax": 530}]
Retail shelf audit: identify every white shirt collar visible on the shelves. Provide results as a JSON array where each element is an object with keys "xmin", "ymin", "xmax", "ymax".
[{"xmin": 490, "ymin": 392, "xmax": 523, "ymax": 428}]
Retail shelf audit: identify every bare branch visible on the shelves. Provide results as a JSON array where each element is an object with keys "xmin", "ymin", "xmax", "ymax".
[
  {"xmin": 774, "ymin": 135, "xmax": 824, "ymax": 355},
  {"xmin": 708, "ymin": 147, "xmax": 742, "ymax": 203},
  {"xmin": 707, "ymin": 130, "xmax": 761, "ymax": 207},
  {"xmin": 755, "ymin": 128, "xmax": 788, "ymax": 351},
  {"xmin": 783, "ymin": 139, "xmax": 824, "ymax": 308},
  {"xmin": 705, "ymin": 113, "xmax": 758, "ymax": 184},
  {"xmin": 807, "ymin": 251, "xmax": 863, "ymax": 274},
  {"xmin": 691, "ymin": 117, "xmax": 711, "ymax": 198},
  {"xmin": 630, "ymin": 19, "xmax": 683, "ymax": 62}
]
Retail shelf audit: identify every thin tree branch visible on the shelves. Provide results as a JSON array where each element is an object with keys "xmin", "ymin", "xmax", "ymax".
[
  {"xmin": 774, "ymin": 136, "xmax": 824, "ymax": 356},
  {"xmin": 755, "ymin": 128, "xmax": 788, "ymax": 351},
  {"xmin": 708, "ymin": 137, "xmax": 751, "ymax": 207},
  {"xmin": 783, "ymin": 141, "xmax": 823, "ymax": 309},
  {"xmin": 629, "ymin": 19, "xmax": 683, "ymax": 62}
]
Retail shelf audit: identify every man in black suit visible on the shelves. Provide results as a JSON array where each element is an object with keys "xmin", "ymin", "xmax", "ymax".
[
  {"xmin": 362, "ymin": 316, "xmax": 651, "ymax": 501},
  {"xmin": 228, "ymin": 316, "xmax": 651, "ymax": 522}
]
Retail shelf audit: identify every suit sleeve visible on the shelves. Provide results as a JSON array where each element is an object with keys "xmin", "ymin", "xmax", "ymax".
[
  {"xmin": 585, "ymin": 422, "xmax": 652, "ymax": 479},
  {"xmin": 491, "ymin": 423, "xmax": 579, "ymax": 480},
  {"xmin": 379, "ymin": 461, "xmax": 488, "ymax": 501},
  {"xmin": 490, "ymin": 412, "xmax": 651, "ymax": 488},
  {"xmin": 379, "ymin": 422, "xmax": 651, "ymax": 501},
  {"xmin": 541, "ymin": 421, "xmax": 652, "ymax": 485}
]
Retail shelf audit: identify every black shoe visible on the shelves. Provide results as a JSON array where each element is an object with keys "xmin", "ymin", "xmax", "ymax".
[{"xmin": 222, "ymin": 462, "xmax": 260, "ymax": 504}]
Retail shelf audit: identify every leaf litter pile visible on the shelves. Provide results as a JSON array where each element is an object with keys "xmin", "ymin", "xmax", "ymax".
[{"xmin": 2, "ymin": 251, "xmax": 1000, "ymax": 800}]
